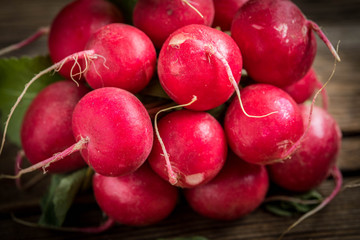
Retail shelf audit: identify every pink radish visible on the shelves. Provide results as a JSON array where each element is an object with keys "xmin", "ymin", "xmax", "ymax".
[
  {"xmin": 92, "ymin": 163, "xmax": 179, "ymax": 226},
  {"xmin": 224, "ymin": 84, "xmax": 304, "ymax": 165},
  {"xmin": 158, "ymin": 24, "xmax": 242, "ymax": 111},
  {"xmin": 1, "ymin": 87, "xmax": 153, "ymax": 179},
  {"xmin": 20, "ymin": 80, "xmax": 89, "ymax": 173},
  {"xmin": 0, "ymin": 23, "xmax": 156, "ymax": 156},
  {"xmin": 48, "ymin": 0, "xmax": 123, "ymax": 80},
  {"xmin": 133, "ymin": 0, "xmax": 215, "ymax": 49},
  {"xmin": 268, "ymin": 104, "xmax": 342, "ymax": 192},
  {"xmin": 84, "ymin": 23, "xmax": 157, "ymax": 93},
  {"xmin": 231, "ymin": 0, "xmax": 340, "ymax": 87},
  {"xmin": 148, "ymin": 109, "xmax": 227, "ymax": 188},
  {"xmin": 212, "ymin": 0, "xmax": 249, "ymax": 31},
  {"xmin": 282, "ymin": 68, "xmax": 329, "ymax": 110},
  {"xmin": 184, "ymin": 151, "xmax": 269, "ymax": 220},
  {"xmin": 71, "ymin": 87, "xmax": 153, "ymax": 176}
]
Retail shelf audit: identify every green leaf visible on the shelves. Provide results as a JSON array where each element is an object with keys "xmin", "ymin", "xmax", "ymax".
[
  {"xmin": 265, "ymin": 190, "xmax": 323, "ymax": 217},
  {"xmin": 0, "ymin": 55, "xmax": 63, "ymax": 146},
  {"xmin": 265, "ymin": 204, "xmax": 293, "ymax": 217},
  {"xmin": 39, "ymin": 168, "xmax": 89, "ymax": 227}
]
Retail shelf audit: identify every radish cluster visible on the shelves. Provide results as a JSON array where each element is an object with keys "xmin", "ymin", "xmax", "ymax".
[{"xmin": 2, "ymin": 0, "xmax": 343, "ymax": 234}]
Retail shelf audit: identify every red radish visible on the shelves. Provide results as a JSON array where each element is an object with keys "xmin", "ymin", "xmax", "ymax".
[
  {"xmin": 184, "ymin": 151, "xmax": 269, "ymax": 220},
  {"xmin": 212, "ymin": 0, "xmax": 248, "ymax": 31},
  {"xmin": 72, "ymin": 87, "xmax": 153, "ymax": 177},
  {"xmin": 48, "ymin": 0, "xmax": 123, "ymax": 80},
  {"xmin": 133, "ymin": 0, "xmax": 215, "ymax": 49},
  {"xmin": 148, "ymin": 109, "xmax": 227, "ymax": 188},
  {"xmin": 158, "ymin": 24, "xmax": 242, "ymax": 111},
  {"xmin": 84, "ymin": 23, "xmax": 157, "ymax": 93},
  {"xmin": 0, "ymin": 87, "xmax": 154, "ymax": 180},
  {"xmin": 224, "ymin": 84, "xmax": 304, "ymax": 165},
  {"xmin": 0, "ymin": 50, "xmax": 99, "ymax": 158},
  {"xmin": 1, "ymin": 22, "xmax": 156, "ymax": 152},
  {"xmin": 20, "ymin": 81, "xmax": 89, "ymax": 173},
  {"xmin": 282, "ymin": 68, "xmax": 329, "ymax": 110},
  {"xmin": 268, "ymin": 104, "xmax": 342, "ymax": 192},
  {"xmin": 92, "ymin": 163, "xmax": 179, "ymax": 226},
  {"xmin": 231, "ymin": 0, "xmax": 340, "ymax": 87}
]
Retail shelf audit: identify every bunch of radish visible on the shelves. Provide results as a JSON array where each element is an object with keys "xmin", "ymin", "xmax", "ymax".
[{"xmin": 0, "ymin": 0, "xmax": 343, "ymax": 237}]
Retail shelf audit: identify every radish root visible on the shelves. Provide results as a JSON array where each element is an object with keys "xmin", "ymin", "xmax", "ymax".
[
  {"xmin": 0, "ymin": 137, "xmax": 89, "ymax": 180},
  {"xmin": 278, "ymin": 165, "xmax": 343, "ymax": 240},
  {"xmin": 280, "ymin": 42, "xmax": 339, "ymax": 160},
  {"xmin": 154, "ymin": 95, "xmax": 197, "ymax": 185},
  {"xmin": 315, "ymin": 79, "xmax": 329, "ymax": 111},
  {"xmin": 0, "ymin": 50, "xmax": 101, "ymax": 157},
  {"xmin": 15, "ymin": 150, "xmax": 25, "ymax": 189},
  {"xmin": 308, "ymin": 21, "xmax": 341, "ymax": 62},
  {"xmin": 0, "ymin": 26, "xmax": 50, "ymax": 56},
  {"xmin": 181, "ymin": 0, "xmax": 204, "ymax": 19},
  {"xmin": 205, "ymin": 44, "xmax": 278, "ymax": 118}
]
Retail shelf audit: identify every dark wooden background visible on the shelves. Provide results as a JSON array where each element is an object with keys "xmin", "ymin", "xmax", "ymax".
[{"xmin": 0, "ymin": 0, "xmax": 359, "ymax": 239}]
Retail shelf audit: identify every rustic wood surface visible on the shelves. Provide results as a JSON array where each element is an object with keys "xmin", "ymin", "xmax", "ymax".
[{"xmin": 0, "ymin": 0, "xmax": 359, "ymax": 240}]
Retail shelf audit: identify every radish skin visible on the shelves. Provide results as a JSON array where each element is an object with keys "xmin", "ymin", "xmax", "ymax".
[
  {"xmin": 268, "ymin": 104, "xmax": 342, "ymax": 192},
  {"xmin": 1, "ymin": 87, "xmax": 153, "ymax": 179},
  {"xmin": 184, "ymin": 152, "xmax": 269, "ymax": 220},
  {"xmin": 231, "ymin": 0, "xmax": 339, "ymax": 87},
  {"xmin": 158, "ymin": 24, "xmax": 242, "ymax": 111},
  {"xmin": 20, "ymin": 81, "xmax": 89, "ymax": 173},
  {"xmin": 212, "ymin": 0, "xmax": 249, "ymax": 31},
  {"xmin": 224, "ymin": 84, "xmax": 304, "ymax": 165},
  {"xmin": 149, "ymin": 109, "xmax": 227, "ymax": 188},
  {"xmin": 84, "ymin": 23, "xmax": 157, "ymax": 93},
  {"xmin": 133, "ymin": 0, "xmax": 215, "ymax": 49},
  {"xmin": 93, "ymin": 163, "xmax": 179, "ymax": 226},
  {"xmin": 48, "ymin": 0, "xmax": 123, "ymax": 79}
]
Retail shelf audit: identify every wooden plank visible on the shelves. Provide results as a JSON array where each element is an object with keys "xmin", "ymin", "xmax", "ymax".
[
  {"xmin": 312, "ymin": 24, "xmax": 360, "ymax": 133},
  {"xmin": 338, "ymin": 136, "xmax": 360, "ymax": 171}
]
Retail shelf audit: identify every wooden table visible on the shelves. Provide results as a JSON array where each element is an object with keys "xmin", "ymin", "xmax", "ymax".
[{"xmin": 0, "ymin": 0, "xmax": 359, "ymax": 239}]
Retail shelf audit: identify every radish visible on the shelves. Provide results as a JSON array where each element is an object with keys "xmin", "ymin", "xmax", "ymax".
[
  {"xmin": 268, "ymin": 104, "xmax": 342, "ymax": 192},
  {"xmin": 231, "ymin": 0, "xmax": 340, "ymax": 87},
  {"xmin": 133, "ymin": 0, "xmax": 215, "ymax": 49},
  {"xmin": 1, "ymin": 87, "xmax": 153, "ymax": 179},
  {"xmin": 20, "ymin": 80, "xmax": 89, "ymax": 173},
  {"xmin": 71, "ymin": 87, "xmax": 153, "ymax": 176},
  {"xmin": 224, "ymin": 84, "xmax": 304, "ymax": 165},
  {"xmin": 92, "ymin": 163, "xmax": 179, "ymax": 226},
  {"xmin": 158, "ymin": 24, "xmax": 242, "ymax": 111},
  {"xmin": 282, "ymin": 68, "xmax": 329, "ymax": 110},
  {"xmin": 0, "ymin": 23, "xmax": 156, "ymax": 155},
  {"xmin": 48, "ymin": 0, "xmax": 123, "ymax": 80},
  {"xmin": 184, "ymin": 151, "xmax": 269, "ymax": 220},
  {"xmin": 212, "ymin": 0, "xmax": 249, "ymax": 31},
  {"xmin": 84, "ymin": 23, "xmax": 157, "ymax": 93},
  {"xmin": 148, "ymin": 109, "xmax": 227, "ymax": 188}
]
